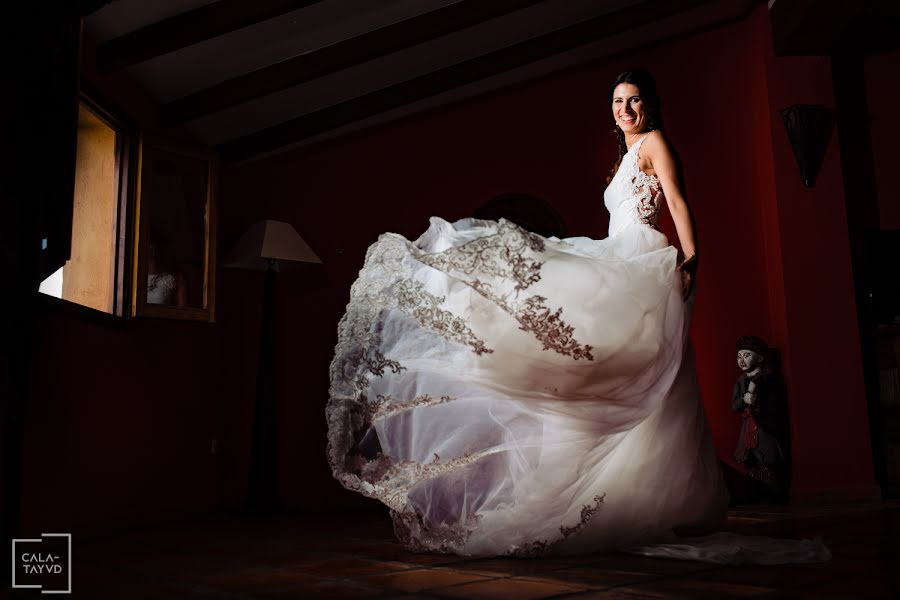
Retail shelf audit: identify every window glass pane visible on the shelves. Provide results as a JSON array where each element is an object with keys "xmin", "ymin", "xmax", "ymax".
[{"xmin": 145, "ymin": 150, "xmax": 208, "ymax": 309}]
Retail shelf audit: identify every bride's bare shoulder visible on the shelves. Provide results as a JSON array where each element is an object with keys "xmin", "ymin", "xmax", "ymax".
[
  {"xmin": 643, "ymin": 130, "xmax": 677, "ymax": 161},
  {"xmin": 644, "ymin": 129, "xmax": 672, "ymax": 150}
]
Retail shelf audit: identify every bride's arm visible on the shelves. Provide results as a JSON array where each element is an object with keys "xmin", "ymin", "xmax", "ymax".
[
  {"xmin": 644, "ymin": 130, "xmax": 698, "ymax": 299},
  {"xmin": 644, "ymin": 130, "xmax": 697, "ymax": 260}
]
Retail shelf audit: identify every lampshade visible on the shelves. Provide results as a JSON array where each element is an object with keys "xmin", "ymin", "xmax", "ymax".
[{"xmin": 225, "ymin": 220, "xmax": 322, "ymax": 270}]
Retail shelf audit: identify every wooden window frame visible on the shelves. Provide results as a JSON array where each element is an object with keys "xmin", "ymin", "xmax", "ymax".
[
  {"xmin": 37, "ymin": 83, "xmax": 137, "ymax": 323},
  {"xmin": 132, "ymin": 141, "xmax": 218, "ymax": 322}
]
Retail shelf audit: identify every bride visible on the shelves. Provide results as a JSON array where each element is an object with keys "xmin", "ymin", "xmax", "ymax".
[{"xmin": 326, "ymin": 70, "xmax": 828, "ymax": 563}]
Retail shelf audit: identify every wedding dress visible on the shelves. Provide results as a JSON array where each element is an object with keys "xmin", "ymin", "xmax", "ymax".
[{"xmin": 326, "ymin": 134, "xmax": 830, "ymax": 563}]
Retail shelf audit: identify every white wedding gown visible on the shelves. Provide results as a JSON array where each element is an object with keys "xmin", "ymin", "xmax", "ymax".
[{"xmin": 327, "ymin": 134, "xmax": 830, "ymax": 563}]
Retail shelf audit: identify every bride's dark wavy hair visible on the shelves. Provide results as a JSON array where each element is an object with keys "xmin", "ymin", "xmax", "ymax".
[{"xmin": 607, "ymin": 69, "xmax": 664, "ymax": 183}]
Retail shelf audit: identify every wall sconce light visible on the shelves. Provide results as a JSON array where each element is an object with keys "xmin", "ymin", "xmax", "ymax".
[{"xmin": 780, "ymin": 104, "xmax": 835, "ymax": 188}]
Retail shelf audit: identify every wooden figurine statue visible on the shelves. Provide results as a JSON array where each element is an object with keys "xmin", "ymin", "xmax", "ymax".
[{"xmin": 732, "ymin": 336, "xmax": 786, "ymax": 498}]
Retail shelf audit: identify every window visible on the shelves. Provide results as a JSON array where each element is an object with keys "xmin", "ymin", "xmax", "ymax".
[
  {"xmin": 38, "ymin": 93, "xmax": 133, "ymax": 316},
  {"xmin": 133, "ymin": 143, "xmax": 218, "ymax": 322}
]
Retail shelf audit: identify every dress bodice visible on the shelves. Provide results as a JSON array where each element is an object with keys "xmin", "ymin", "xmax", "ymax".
[{"xmin": 604, "ymin": 134, "xmax": 664, "ymax": 238}]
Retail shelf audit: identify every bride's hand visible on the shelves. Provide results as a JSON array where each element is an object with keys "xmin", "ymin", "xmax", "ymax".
[{"xmin": 677, "ymin": 254, "xmax": 698, "ymax": 301}]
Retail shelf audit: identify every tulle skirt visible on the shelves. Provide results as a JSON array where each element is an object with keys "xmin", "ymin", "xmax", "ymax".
[{"xmin": 327, "ymin": 216, "xmax": 729, "ymax": 557}]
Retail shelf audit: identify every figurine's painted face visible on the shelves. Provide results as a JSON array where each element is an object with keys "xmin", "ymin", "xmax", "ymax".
[{"xmin": 737, "ymin": 349, "xmax": 763, "ymax": 372}]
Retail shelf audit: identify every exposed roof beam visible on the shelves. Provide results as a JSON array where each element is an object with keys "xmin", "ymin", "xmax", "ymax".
[
  {"xmin": 220, "ymin": 0, "xmax": 711, "ymax": 163},
  {"xmin": 162, "ymin": 0, "xmax": 548, "ymax": 126},
  {"xmin": 97, "ymin": 0, "xmax": 325, "ymax": 71}
]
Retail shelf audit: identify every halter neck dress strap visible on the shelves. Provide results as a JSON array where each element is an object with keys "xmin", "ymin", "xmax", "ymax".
[
  {"xmin": 627, "ymin": 133, "xmax": 651, "ymax": 155},
  {"xmin": 634, "ymin": 132, "xmax": 652, "ymax": 149}
]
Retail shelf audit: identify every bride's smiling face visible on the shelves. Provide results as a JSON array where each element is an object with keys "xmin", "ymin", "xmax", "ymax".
[{"xmin": 612, "ymin": 83, "xmax": 648, "ymax": 134}]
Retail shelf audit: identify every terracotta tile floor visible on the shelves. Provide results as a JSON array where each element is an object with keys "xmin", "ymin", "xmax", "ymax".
[{"xmin": 61, "ymin": 501, "xmax": 898, "ymax": 599}]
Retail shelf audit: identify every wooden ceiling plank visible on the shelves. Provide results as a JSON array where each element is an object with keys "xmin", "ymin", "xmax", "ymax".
[
  {"xmin": 163, "ymin": 0, "xmax": 548, "ymax": 125},
  {"xmin": 220, "ymin": 0, "xmax": 712, "ymax": 163},
  {"xmin": 97, "ymin": 0, "xmax": 325, "ymax": 71}
]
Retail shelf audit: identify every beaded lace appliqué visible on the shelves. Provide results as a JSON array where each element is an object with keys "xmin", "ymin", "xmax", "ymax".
[
  {"xmin": 327, "ymin": 220, "xmax": 600, "ymax": 556},
  {"xmin": 506, "ymin": 494, "xmax": 606, "ymax": 557},
  {"xmin": 367, "ymin": 393, "xmax": 455, "ymax": 422},
  {"xmin": 631, "ymin": 169, "xmax": 662, "ymax": 228},
  {"xmin": 414, "ymin": 220, "xmax": 594, "ymax": 361},
  {"xmin": 628, "ymin": 137, "xmax": 663, "ymax": 229}
]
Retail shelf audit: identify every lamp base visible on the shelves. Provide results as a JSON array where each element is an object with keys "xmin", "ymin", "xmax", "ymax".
[{"xmin": 246, "ymin": 263, "xmax": 280, "ymax": 515}]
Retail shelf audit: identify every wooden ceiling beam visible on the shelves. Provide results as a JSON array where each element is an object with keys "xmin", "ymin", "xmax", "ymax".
[
  {"xmin": 97, "ymin": 0, "xmax": 325, "ymax": 71},
  {"xmin": 163, "ymin": 0, "xmax": 548, "ymax": 126},
  {"xmin": 220, "ymin": 0, "xmax": 712, "ymax": 163}
]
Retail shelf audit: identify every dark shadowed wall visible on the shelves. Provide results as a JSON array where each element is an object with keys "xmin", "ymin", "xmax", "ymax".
[
  {"xmin": 21, "ymin": 39, "xmax": 224, "ymax": 535},
  {"xmin": 865, "ymin": 48, "xmax": 900, "ymax": 231}
]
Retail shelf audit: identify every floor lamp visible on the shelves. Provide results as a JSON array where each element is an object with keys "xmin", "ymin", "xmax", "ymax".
[{"xmin": 225, "ymin": 220, "xmax": 322, "ymax": 514}]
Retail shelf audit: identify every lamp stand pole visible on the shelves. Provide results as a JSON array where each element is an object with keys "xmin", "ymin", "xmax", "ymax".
[{"xmin": 247, "ymin": 259, "xmax": 280, "ymax": 513}]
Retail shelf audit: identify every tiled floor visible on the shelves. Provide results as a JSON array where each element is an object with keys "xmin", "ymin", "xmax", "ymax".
[{"xmin": 62, "ymin": 501, "xmax": 899, "ymax": 599}]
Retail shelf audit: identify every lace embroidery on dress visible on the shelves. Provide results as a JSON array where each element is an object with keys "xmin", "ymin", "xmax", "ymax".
[
  {"xmin": 357, "ymin": 450, "xmax": 497, "ymax": 554},
  {"xmin": 414, "ymin": 220, "xmax": 594, "ymax": 361},
  {"xmin": 363, "ymin": 348, "xmax": 405, "ymax": 378},
  {"xmin": 328, "ymin": 233, "xmax": 486, "ymax": 480},
  {"xmin": 629, "ymin": 136, "xmax": 663, "ymax": 230},
  {"xmin": 394, "ymin": 279, "xmax": 493, "ymax": 356},
  {"xmin": 329, "ymin": 234, "xmax": 489, "ymax": 413},
  {"xmin": 327, "ymin": 232, "xmax": 501, "ymax": 555},
  {"xmin": 416, "ymin": 219, "xmax": 546, "ymax": 291},
  {"xmin": 631, "ymin": 170, "xmax": 662, "ymax": 228},
  {"xmin": 368, "ymin": 393, "xmax": 455, "ymax": 421},
  {"xmin": 356, "ymin": 451, "xmax": 489, "ymax": 510},
  {"xmin": 516, "ymin": 295, "xmax": 594, "ymax": 360},
  {"xmin": 393, "ymin": 505, "xmax": 483, "ymax": 554},
  {"xmin": 328, "ymin": 221, "xmax": 599, "ymax": 556},
  {"xmin": 506, "ymin": 494, "xmax": 606, "ymax": 557}
]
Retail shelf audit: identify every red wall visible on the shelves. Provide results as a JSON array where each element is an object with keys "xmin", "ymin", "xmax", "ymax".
[{"xmin": 754, "ymin": 6, "xmax": 875, "ymax": 496}]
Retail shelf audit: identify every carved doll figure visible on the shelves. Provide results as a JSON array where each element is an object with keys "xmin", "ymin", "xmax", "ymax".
[{"xmin": 732, "ymin": 336, "xmax": 784, "ymax": 492}]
